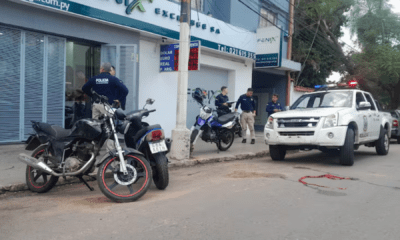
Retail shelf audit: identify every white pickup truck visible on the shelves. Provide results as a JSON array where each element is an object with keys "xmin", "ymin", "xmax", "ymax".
[{"xmin": 264, "ymin": 85, "xmax": 392, "ymax": 166}]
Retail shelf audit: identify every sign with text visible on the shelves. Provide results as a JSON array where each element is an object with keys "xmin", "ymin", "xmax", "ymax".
[
  {"xmin": 255, "ymin": 26, "xmax": 282, "ymax": 68},
  {"xmin": 160, "ymin": 41, "xmax": 200, "ymax": 72}
]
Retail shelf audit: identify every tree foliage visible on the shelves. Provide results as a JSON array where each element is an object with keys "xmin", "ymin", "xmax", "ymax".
[
  {"xmin": 292, "ymin": 0, "xmax": 354, "ymax": 87},
  {"xmin": 348, "ymin": 0, "xmax": 400, "ymax": 108}
]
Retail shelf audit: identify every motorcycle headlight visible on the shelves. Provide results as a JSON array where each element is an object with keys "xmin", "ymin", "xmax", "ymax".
[
  {"xmin": 266, "ymin": 116, "xmax": 274, "ymax": 129},
  {"xmin": 323, "ymin": 114, "xmax": 338, "ymax": 128}
]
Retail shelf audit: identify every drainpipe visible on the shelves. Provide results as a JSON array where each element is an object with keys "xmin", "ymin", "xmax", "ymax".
[{"xmin": 286, "ymin": 0, "xmax": 295, "ymax": 108}]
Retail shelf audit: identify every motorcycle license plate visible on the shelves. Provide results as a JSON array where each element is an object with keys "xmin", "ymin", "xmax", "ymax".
[{"xmin": 149, "ymin": 140, "xmax": 168, "ymax": 154}]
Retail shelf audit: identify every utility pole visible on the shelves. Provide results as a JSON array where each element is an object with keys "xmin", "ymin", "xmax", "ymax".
[
  {"xmin": 170, "ymin": 0, "xmax": 191, "ymax": 160},
  {"xmin": 286, "ymin": 0, "xmax": 295, "ymax": 109}
]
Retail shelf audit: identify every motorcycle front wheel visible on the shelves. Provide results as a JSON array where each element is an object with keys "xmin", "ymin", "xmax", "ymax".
[
  {"xmin": 217, "ymin": 130, "xmax": 235, "ymax": 151},
  {"xmin": 97, "ymin": 154, "xmax": 152, "ymax": 203}
]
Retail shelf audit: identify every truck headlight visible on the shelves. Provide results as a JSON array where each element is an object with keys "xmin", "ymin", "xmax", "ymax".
[
  {"xmin": 266, "ymin": 117, "xmax": 274, "ymax": 129},
  {"xmin": 323, "ymin": 114, "xmax": 338, "ymax": 128}
]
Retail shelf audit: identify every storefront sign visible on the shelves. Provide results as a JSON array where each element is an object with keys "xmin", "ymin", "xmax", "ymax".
[
  {"xmin": 21, "ymin": 0, "xmax": 256, "ymax": 60},
  {"xmin": 117, "ymin": 0, "xmax": 154, "ymax": 15},
  {"xmin": 155, "ymin": 8, "xmax": 220, "ymax": 34},
  {"xmin": 160, "ymin": 41, "xmax": 200, "ymax": 72},
  {"xmin": 255, "ymin": 26, "xmax": 282, "ymax": 68}
]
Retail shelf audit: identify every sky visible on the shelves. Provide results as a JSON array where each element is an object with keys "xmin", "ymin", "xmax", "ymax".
[{"xmin": 326, "ymin": 0, "xmax": 400, "ymax": 82}]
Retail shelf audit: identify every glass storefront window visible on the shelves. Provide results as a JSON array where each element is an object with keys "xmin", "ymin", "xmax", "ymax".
[{"xmin": 65, "ymin": 41, "xmax": 100, "ymax": 128}]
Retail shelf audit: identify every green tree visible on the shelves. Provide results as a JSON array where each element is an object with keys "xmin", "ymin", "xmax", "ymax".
[
  {"xmin": 292, "ymin": 0, "xmax": 355, "ymax": 87},
  {"xmin": 348, "ymin": 0, "xmax": 400, "ymax": 108}
]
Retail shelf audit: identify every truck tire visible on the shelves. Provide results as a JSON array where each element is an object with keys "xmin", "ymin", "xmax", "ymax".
[
  {"xmin": 269, "ymin": 146, "xmax": 286, "ymax": 161},
  {"xmin": 397, "ymin": 137, "xmax": 400, "ymax": 144},
  {"xmin": 339, "ymin": 128, "xmax": 355, "ymax": 166},
  {"xmin": 376, "ymin": 127, "xmax": 389, "ymax": 155}
]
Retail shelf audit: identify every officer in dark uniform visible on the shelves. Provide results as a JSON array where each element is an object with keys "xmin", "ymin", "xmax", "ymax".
[
  {"xmin": 266, "ymin": 94, "xmax": 283, "ymax": 117},
  {"xmin": 215, "ymin": 86, "xmax": 230, "ymax": 116},
  {"xmin": 235, "ymin": 88, "xmax": 256, "ymax": 144},
  {"xmin": 82, "ymin": 62, "xmax": 129, "ymax": 119},
  {"xmin": 110, "ymin": 65, "xmax": 127, "ymax": 110}
]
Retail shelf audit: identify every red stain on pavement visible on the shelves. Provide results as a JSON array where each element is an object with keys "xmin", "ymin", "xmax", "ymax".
[{"xmin": 299, "ymin": 174, "xmax": 354, "ymax": 190}]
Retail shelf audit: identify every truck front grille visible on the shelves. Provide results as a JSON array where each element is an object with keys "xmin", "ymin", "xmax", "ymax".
[
  {"xmin": 279, "ymin": 131, "xmax": 315, "ymax": 136},
  {"xmin": 277, "ymin": 118, "xmax": 320, "ymax": 128}
]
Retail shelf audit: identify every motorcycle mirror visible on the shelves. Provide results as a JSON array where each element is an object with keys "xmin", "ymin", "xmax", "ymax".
[{"xmin": 146, "ymin": 98, "xmax": 155, "ymax": 105}]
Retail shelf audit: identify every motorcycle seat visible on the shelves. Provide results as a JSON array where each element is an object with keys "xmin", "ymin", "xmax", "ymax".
[
  {"xmin": 216, "ymin": 113, "xmax": 236, "ymax": 125},
  {"xmin": 134, "ymin": 124, "xmax": 162, "ymax": 144},
  {"xmin": 36, "ymin": 122, "xmax": 72, "ymax": 140}
]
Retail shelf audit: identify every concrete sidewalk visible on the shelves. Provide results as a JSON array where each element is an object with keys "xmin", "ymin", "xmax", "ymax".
[{"xmin": 0, "ymin": 132, "xmax": 268, "ymax": 191}]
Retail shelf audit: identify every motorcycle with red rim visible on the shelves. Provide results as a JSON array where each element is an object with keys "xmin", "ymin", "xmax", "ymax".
[{"xmin": 19, "ymin": 90, "xmax": 152, "ymax": 203}]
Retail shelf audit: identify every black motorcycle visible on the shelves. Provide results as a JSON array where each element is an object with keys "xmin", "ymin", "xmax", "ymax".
[
  {"xmin": 19, "ymin": 90, "xmax": 152, "ymax": 203},
  {"xmin": 216, "ymin": 101, "xmax": 242, "ymax": 138},
  {"xmin": 113, "ymin": 99, "xmax": 171, "ymax": 190}
]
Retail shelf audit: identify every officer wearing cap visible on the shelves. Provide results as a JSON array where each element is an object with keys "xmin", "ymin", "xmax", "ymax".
[
  {"xmin": 266, "ymin": 94, "xmax": 283, "ymax": 117},
  {"xmin": 82, "ymin": 62, "xmax": 128, "ymax": 119}
]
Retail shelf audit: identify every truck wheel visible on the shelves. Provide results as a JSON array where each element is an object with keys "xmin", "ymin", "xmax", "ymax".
[
  {"xmin": 339, "ymin": 128, "xmax": 355, "ymax": 166},
  {"xmin": 269, "ymin": 146, "xmax": 286, "ymax": 161},
  {"xmin": 397, "ymin": 137, "xmax": 400, "ymax": 144},
  {"xmin": 376, "ymin": 128, "xmax": 389, "ymax": 155}
]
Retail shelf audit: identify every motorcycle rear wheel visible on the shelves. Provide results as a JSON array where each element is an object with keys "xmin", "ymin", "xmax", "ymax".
[
  {"xmin": 217, "ymin": 130, "xmax": 235, "ymax": 151},
  {"xmin": 97, "ymin": 154, "xmax": 152, "ymax": 203},
  {"xmin": 25, "ymin": 145, "xmax": 59, "ymax": 193},
  {"xmin": 152, "ymin": 153, "xmax": 169, "ymax": 190}
]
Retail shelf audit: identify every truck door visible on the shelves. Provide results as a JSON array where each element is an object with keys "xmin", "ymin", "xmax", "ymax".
[
  {"xmin": 364, "ymin": 93, "xmax": 380, "ymax": 140},
  {"xmin": 355, "ymin": 92, "xmax": 371, "ymax": 141}
]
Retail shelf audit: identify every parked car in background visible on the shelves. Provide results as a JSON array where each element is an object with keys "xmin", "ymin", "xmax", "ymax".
[{"xmin": 385, "ymin": 110, "xmax": 400, "ymax": 144}]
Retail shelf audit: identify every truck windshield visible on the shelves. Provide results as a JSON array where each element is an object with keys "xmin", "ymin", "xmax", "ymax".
[{"xmin": 291, "ymin": 91, "xmax": 353, "ymax": 110}]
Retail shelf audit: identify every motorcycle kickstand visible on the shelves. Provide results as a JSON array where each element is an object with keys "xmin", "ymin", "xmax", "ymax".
[{"xmin": 78, "ymin": 176, "xmax": 94, "ymax": 191}]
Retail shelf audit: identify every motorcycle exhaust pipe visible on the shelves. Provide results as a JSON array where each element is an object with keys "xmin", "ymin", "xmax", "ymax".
[
  {"xmin": 18, "ymin": 154, "xmax": 56, "ymax": 175},
  {"xmin": 18, "ymin": 153, "xmax": 95, "ymax": 177}
]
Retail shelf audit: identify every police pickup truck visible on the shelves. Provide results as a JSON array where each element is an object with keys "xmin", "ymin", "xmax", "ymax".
[{"xmin": 264, "ymin": 82, "xmax": 392, "ymax": 166}]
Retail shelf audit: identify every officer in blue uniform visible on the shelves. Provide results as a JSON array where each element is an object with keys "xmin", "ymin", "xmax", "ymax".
[
  {"xmin": 266, "ymin": 94, "xmax": 283, "ymax": 117},
  {"xmin": 110, "ymin": 65, "xmax": 127, "ymax": 110},
  {"xmin": 82, "ymin": 62, "xmax": 129, "ymax": 119},
  {"xmin": 215, "ymin": 86, "xmax": 230, "ymax": 116},
  {"xmin": 235, "ymin": 88, "xmax": 256, "ymax": 144}
]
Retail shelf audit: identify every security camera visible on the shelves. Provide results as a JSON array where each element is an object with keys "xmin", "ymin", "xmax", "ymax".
[{"xmin": 161, "ymin": 37, "xmax": 167, "ymax": 43}]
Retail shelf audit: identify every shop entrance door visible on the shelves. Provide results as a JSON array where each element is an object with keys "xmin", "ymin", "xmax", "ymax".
[
  {"xmin": 101, "ymin": 44, "xmax": 138, "ymax": 112},
  {"xmin": 65, "ymin": 41, "xmax": 101, "ymax": 128},
  {"xmin": 253, "ymin": 92, "xmax": 269, "ymax": 127}
]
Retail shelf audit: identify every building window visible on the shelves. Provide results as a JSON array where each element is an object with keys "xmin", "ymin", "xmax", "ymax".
[
  {"xmin": 259, "ymin": 8, "xmax": 277, "ymax": 27},
  {"xmin": 169, "ymin": 0, "xmax": 204, "ymax": 11}
]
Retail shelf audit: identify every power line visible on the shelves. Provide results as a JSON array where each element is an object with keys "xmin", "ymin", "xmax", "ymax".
[
  {"xmin": 297, "ymin": 19, "xmax": 321, "ymax": 85},
  {"xmin": 238, "ymin": 0, "xmax": 292, "ymax": 36}
]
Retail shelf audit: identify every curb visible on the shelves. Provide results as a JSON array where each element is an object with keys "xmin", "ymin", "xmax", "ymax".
[
  {"xmin": 0, "ymin": 174, "xmax": 97, "ymax": 195},
  {"xmin": 0, "ymin": 149, "xmax": 298, "ymax": 195},
  {"xmin": 168, "ymin": 150, "xmax": 270, "ymax": 168}
]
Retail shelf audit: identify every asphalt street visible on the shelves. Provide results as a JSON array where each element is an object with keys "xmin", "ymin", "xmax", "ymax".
[{"xmin": 1, "ymin": 143, "xmax": 400, "ymax": 240}]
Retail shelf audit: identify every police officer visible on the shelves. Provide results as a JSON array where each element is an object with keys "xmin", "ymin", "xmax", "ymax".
[
  {"xmin": 266, "ymin": 94, "xmax": 283, "ymax": 117},
  {"xmin": 110, "ymin": 65, "xmax": 127, "ymax": 110},
  {"xmin": 82, "ymin": 62, "xmax": 129, "ymax": 119},
  {"xmin": 215, "ymin": 86, "xmax": 230, "ymax": 116},
  {"xmin": 235, "ymin": 88, "xmax": 256, "ymax": 144}
]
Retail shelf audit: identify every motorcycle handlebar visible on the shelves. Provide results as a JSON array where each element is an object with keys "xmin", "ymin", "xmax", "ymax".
[{"xmin": 91, "ymin": 89, "xmax": 108, "ymax": 103}]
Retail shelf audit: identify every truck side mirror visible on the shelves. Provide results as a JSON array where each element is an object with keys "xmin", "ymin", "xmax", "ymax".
[{"xmin": 358, "ymin": 101, "xmax": 371, "ymax": 110}]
